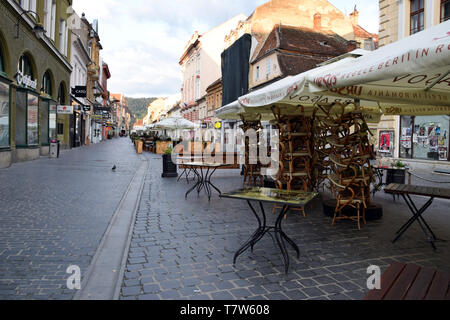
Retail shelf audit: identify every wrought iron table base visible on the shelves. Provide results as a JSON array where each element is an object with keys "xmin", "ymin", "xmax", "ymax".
[
  {"xmin": 185, "ymin": 167, "xmax": 221, "ymax": 201},
  {"xmin": 234, "ymin": 201, "xmax": 300, "ymax": 274},
  {"xmin": 178, "ymin": 167, "xmax": 196, "ymax": 183},
  {"xmin": 393, "ymin": 194, "xmax": 439, "ymax": 250}
]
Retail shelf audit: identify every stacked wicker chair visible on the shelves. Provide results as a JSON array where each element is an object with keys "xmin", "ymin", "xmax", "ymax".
[
  {"xmin": 271, "ymin": 106, "xmax": 314, "ymax": 217},
  {"xmin": 240, "ymin": 115, "xmax": 265, "ymax": 187},
  {"xmin": 323, "ymin": 103, "xmax": 375, "ymax": 230}
]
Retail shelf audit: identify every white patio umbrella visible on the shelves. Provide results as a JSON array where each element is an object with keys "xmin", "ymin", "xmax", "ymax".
[
  {"xmin": 226, "ymin": 20, "xmax": 450, "ymax": 117},
  {"xmin": 152, "ymin": 117, "xmax": 199, "ymax": 130}
]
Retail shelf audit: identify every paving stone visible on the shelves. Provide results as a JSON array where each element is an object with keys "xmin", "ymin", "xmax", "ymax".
[
  {"xmin": 211, "ymin": 291, "xmax": 234, "ymax": 300},
  {"xmin": 117, "ymin": 155, "xmax": 450, "ymax": 301},
  {"xmin": 138, "ymin": 294, "xmax": 159, "ymax": 300},
  {"xmin": 143, "ymin": 284, "xmax": 161, "ymax": 294},
  {"xmin": 159, "ymin": 290, "xmax": 181, "ymax": 300},
  {"xmin": 319, "ymin": 284, "xmax": 344, "ymax": 295},
  {"xmin": 284, "ymin": 289, "xmax": 308, "ymax": 300},
  {"xmin": 121, "ymin": 286, "xmax": 142, "ymax": 297},
  {"xmin": 264, "ymin": 292, "xmax": 289, "ymax": 300},
  {"xmin": 301, "ymin": 287, "xmax": 325, "ymax": 298},
  {"xmin": 229, "ymin": 288, "xmax": 253, "ymax": 299}
]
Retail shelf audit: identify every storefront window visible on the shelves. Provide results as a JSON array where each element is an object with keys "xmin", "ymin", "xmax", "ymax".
[
  {"xmin": 400, "ymin": 116, "xmax": 413, "ymax": 159},
  {"xmin": 0, "ymin": 81, "xmax": 9, "ymax": 148},
  {"xmin": 400, "ymin": 115, "xmax": 450, "ymax": 161},
  {"xmin": 40, "ymin": 99, "xmax": 50, "ymax": 145},
  {"xmin": 27, "ymin": 93, "xmax": 39, "ymax": 145},
  {"xmin": 15, "ymin": 90, "xmax": 27, "ymax": 146}
]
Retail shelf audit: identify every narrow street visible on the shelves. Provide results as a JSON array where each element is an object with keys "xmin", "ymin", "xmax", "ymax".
[
  {"xmin": 0, "ymin": 138, "xmax": 144, "ymax": 300},
  {"xmin": 1, "ymin": 138, "xmax": 450, "ymax": 300}
]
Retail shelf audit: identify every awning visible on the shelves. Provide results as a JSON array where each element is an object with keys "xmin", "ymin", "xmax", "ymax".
[{"xmin": 216, "ymin": 20, "xmax": 450, "ymax": 118}]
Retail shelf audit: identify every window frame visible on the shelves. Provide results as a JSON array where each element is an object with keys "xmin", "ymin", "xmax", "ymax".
[
  {"xmin": 441, "ymin": 0, "xmax": 450, "ymax": 22},
  {"xmin": 15, "ymin": 88, "xmax": 40, "ymax": 148},
  {"xmin": 399, "ymin": 115, "xmax": 450, "ymax": 161},
  {"xmin": 0, "ymin": 78, "xmax": 11, "ymax": 149},
  {"xmin": 410, "ymin": 0, "xmax": 425, "ymax": 35}
]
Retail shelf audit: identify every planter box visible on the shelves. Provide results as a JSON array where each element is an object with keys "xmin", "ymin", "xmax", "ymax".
[
  {"xmin": 135, "ymin": 140, "xmax": 143, "ymax": 154},
  {"xmin": 156, "ymin": 141, "xmax": 173, "ymax": 154},
  {"xmin": 386, "ymin": 168, "xmax": 407, "ymax": 184}
]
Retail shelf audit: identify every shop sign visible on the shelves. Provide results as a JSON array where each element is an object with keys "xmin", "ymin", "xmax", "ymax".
[
  {"xmin": 15, "ymin": 70, "xmax": 37, "ymax": 90},
  {"xmin": 71, "ymin": 86, "xmax": 87, "ymax": 98},
  {"xmin": 95, "ymin": 106, "xmax": 111, "ymax": 112},
  {"xmin": 83, "ymin": 106, "xmax": 91, "ymax": 113},
  {"xmin": 57, "ymin": 105, "xmax": 74, "ymax": 114}
]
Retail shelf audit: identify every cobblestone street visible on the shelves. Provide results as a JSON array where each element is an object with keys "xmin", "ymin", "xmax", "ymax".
[
  {"xmin": 1, "ymin": 139, "xmax": 450, "ymax": 300},
  {"xmin": 119, "ymin": 154, "xmax": 450, "ymax": 300},
  {"xmin": 0, "ymin": 138, "xmax": 143, "ymax": 300}
]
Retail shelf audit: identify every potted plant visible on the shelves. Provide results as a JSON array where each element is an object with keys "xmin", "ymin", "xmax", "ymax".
[
  {"xmin": 162, "ymin": 146, "xmax": 178, "ymax": 178},
  {"xmin": 387, "ymin": 160, "xmax": 408, "ymax": 184}
]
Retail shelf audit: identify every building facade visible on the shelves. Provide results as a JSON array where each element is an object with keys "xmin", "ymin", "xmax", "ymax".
[
  {"xmin": 0, "ymin": 0, "xmax": 72, "ymax": 168},
  {"xmin": 377, "ymin": 0, "xmax": 450, "ymax": 166},
  {"xmin": 69, "ymin": 10, "xmax": 91, "ymax": 148},
  {"xmin": 179, "ymin": 14, "xmax": 247, "ymax": 124}
]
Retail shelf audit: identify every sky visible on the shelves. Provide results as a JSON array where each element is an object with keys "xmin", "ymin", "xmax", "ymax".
[{"xmin": 72, "ymin": 0, "xmax": 379, "ymax": 98}]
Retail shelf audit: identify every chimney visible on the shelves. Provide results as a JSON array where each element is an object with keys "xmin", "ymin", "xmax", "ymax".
[
  {"xmin": 314, "ymin": 13, "xmax": 322, "ymax": 31},
  {"xmin": 349, "ymin": 6, "xmax": 359, "ymax": 26}
]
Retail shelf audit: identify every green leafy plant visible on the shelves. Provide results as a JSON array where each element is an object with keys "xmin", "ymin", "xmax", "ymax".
[
  {"xmin": 164, "ymin": 146, "xmax": 173, "ymax": 155},
  {"xmin": 392, "ymin": 160, "xmax": 407, "ymax": 168}
]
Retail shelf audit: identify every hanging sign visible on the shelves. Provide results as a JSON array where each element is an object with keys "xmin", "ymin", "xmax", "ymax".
[
  {"xmin": 71, "ymin": 86, "xmax": 87, "ymax": 98},
  {"xmin": 57, "ymin": 105, "xmax": 74, "ymax": 114}
]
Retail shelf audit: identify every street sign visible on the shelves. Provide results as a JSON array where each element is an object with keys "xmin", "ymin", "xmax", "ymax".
[
  {"xmin": 83, "ymin": 106, "xmax": 91, "ymax": 113},
  {"xmin": 71, "ymin": 86, "xmax": 87, "ymax": 98}
]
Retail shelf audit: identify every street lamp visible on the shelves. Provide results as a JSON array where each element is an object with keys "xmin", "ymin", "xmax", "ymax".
[{"xmin": 15, "ymin": 10, "xmax": 46, "ymax": 40}]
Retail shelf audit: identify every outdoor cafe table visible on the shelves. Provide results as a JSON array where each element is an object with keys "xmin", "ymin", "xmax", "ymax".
[
  {"xmin": 384, "ymin": 183, "xmax": 450, "ymax": 250},
  {"xmin": 220, "ymin": 187, "xmax": 318, "ymax": 274},
  {"xmin": 183, "ymin": 162, "xmax": 228, "ymax": 201},
  {"xmin": 177, "ymin": 156, "xmax": 204, "ymax": 183}
]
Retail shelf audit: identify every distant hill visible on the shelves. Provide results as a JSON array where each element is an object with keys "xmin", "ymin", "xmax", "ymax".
[{"xmin": 125, "ymin": 97, "xmax": 157, "ymax": 120}]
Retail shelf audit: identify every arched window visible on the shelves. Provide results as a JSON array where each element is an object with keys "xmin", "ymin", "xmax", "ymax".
[
  {"xmin": 18, "ymin": 54, "xmax": 34, "ymax": 78},
  {"xmin": 0, "ymin": 44, "xmax": 4, "ymax": 73},
  {"xmin": 42, "ymin": 71, "xmax": 52, "ymax": 96},
  {"xmin": 58, "ymin": 82, "xmax": 65, "ymax": 104}
]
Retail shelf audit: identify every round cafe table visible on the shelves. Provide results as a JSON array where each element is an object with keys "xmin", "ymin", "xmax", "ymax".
[{"xmin": 183, "ymin": 162, "xmax": 227, "ymax": 201}]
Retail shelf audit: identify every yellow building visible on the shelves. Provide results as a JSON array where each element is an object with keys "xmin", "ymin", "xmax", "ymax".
[{"xmin": 376, "ymin": 0, "xmax": 450, "ymax": 166}]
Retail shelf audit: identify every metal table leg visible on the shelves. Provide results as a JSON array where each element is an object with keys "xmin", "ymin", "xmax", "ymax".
[
  {"xmin": 393, "ymin": 194, "xmax": 437, "ymax": 249},
  {"xmin": 233, "ymin": 201, "xmax": 300, "ymax": 274},
  {"xmin": 185, "ymin": 167, "xmax": 202, "ymax": 199}
]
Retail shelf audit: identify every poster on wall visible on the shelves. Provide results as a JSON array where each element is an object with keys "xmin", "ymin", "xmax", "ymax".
[{"xmin": 378, "ymin": 131, "xmax": 394, "ymax": 157}]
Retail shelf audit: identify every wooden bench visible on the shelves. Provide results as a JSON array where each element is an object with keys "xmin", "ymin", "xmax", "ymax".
[{"xmin": 365, "ymin": 262, "xmax": 450, "ymax": 300}]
